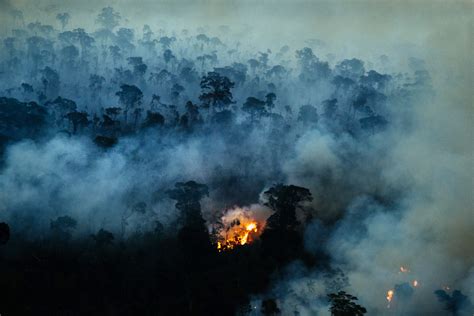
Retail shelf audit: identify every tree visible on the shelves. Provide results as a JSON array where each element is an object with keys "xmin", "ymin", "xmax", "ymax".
[
  {"xmin": 360, "ymin": 70, "xmax": 391, "ymax": 90},
  {"xmin": 89, "ymin": 74, "xmax": 106, "ymax": 103},
  {"xmin": 50, "ymin": 216, "xmax": 77, "ymax": 240},
  {"xmin": 261, "ymin": 299, "xmax": 281, "ymax": 315},
  {"xmin": 199, "ymin": 72, "xmax": 234, "ymax": 111},
  {"xmin": 167, "ymin": 181, "xmax": 209, "ymax": 228},
  {"xmin": 142, "ymin": 111, "xmax": 165, "ymax": 128},
  {"xmin": 127, "ymin": 57, "xmax": 147, "ymax": 79},
  {"xmin": 296, "ymin": 47, "xmax": 331, "ymax": 82},
  {"xmin": 261, "ymin": 184, "xmax": 312, "ymax": 262},
  {"xmin": 60, "ymin": 45, "xmax": 79, "ymax": 69},
  {"xmin": 116, "ymin": 84, "xmax": 142, "ymax": 109},
  {"xmin": 171, "ymin": 83, "xmax": 185, "ymax": 102},
  {"xmin": 66, "ymin": 111, "xmax": 89, "ymax": 134},
  {"xmin": 163, "ymin": 49, "xmax": 176, "ymax": 64},
  {"xmin": 159, "ymin": 36, "xmax": 176, "ymax": 48},
  {"xmin": 266, "ymin": 65, "xmax": 287, "ymax": 78},
  {"xmin": 56, "ymin": 12, "xmax": 70, "ymax": 30},
  {"xmin": 96, "ymin": 7, "xmax": 121, "ymax": 30},
  {"xmin": 242, "ymin": 96, "xmax": 267, "ymax": 122},
  {"xmin": 45, "ymin": 96, "xmax": 77, "ymax": 124},
  {"xmin": 334, "ymin": 58, "xmax": 365, "ymax": 81},
  {"xmin": 94, "ymin": 135, "xmax": 118, "ymax": 148},
  {"xmin": 434, "ymin": 289, "xmax": 472, "ymax": 315},
  {"xmin": 0, "ymin": 222, "xmax": 10, "ymax": 245},
  {"xmin": 70, "ymin": 28, "xmax": 95, "ymax": 59},
  {"xmin": 327, "ymin": 291, "xmax": 367, "ymax": 316},
  {"xmin": 263, "ymin": 184, "xmax": 312, "ymax": 230},
  {"xmin": 265, "ymin": 92, "xmax": 277, "ymax": 111},
  {"xmin": 116, "ymin": 28, "xmax": 135, "ymax": 52},
  {"xmin": 40, "ymin": 66, "xmax": 60, "ymax": 99},
  {"xmin": 167, "ymin": 181, "xmax": 212, "ymax": 257},
  {"xmin": 132, "ymin": 107, "xmax": 143, "ymax": 128},
  {"xmin": 180, "ymin": 101, "xmax": 201, "ymax": 130},
  {"xmin": 322, "ymin": 99, "xmax": 338, "ymax": 120},
  {"xmin": 105, "ymin": 107, "xmax": 122, "ymax": 120},
  {"xmin": 116, "ymin": 84, "xmax": 143, "ymax": 123},
  {"xmin": 296, "ymin": 47, "xmax": 316, "ymax": 69},
  {"xmin": 109, "ymin": 45, "xmax": 121, "ymax": 64},
  {"xmin": 247, "ymin": 58, "xmax": 260, "ymax": 74},
  {"xmin": 21, "ymin": 83, "xmax": 34, "ymax": 94},
  {"xmin": 142, "ymin": 24, "xmax": 153, "ymax": 42},
  {"xmin": 214, "ymin": 64, "xmax": 247, "ymax": 86},
  {"xmin": 196, "ymin": 33, "xmax": 210, "ymax": 50},
  {"xmin": 298, "ymin": 105, "xmax": 319, "ymax": 126},
  {"xmin": 0, "ymin": 98, "xmax": 48, "ymax": 140},
  {"xmin": 92, "ymin": 228, "xmax": 114, "ymax": 247}
]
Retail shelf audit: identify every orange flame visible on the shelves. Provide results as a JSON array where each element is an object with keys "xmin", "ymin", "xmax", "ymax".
[
  {"xmin": 213, "ymin": 206, "xmax": 268, "ymax": 252},
  {"xmin": 386, "ymin": 289, "xmax": 394, "ymax": 308}
]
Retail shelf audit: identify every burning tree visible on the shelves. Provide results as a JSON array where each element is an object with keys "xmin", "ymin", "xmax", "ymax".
[{"xmin": 212, "ymin": 206, "xmax": 268, "ymax": 251}]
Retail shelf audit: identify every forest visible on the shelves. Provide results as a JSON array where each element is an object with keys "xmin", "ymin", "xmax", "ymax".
[{"xmin": 0, "ymin": 2, "xmax": 472, "ymax": 316}]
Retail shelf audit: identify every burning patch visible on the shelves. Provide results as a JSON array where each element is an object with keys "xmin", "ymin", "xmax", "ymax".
[{"xmin": 211, "ymin": 205, "xmax": 271, "ymax": 252}]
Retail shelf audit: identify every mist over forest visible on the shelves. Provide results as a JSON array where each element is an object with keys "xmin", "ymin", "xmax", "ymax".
[{"xmin": 0, "ymin": 0, "xmax": 472, "ymax": 315}]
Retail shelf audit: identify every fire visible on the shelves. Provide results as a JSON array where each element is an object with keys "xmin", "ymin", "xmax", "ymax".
[
  {"xmin": 412, "ymin": 280, "xmax": 419, "ymax": 287},
  {"xmin": 213, "ymin": 206, "xmax": 268, "ymax": 252},
  {"xmin": 399, "ymin": 266, "xmax": 410, "ymax": 273},
  {"xmin": 386, "ymin": 289, "xmax": 394, "ymax": 308}
]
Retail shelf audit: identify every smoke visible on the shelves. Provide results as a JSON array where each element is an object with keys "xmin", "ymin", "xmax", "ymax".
[
  {"xmin": 260, "ymin": 6, "xmax": 473, "ymax": 312},
  {"xmin": 0, "ymin": 1, "xmax": 471, "ymax": 315}
]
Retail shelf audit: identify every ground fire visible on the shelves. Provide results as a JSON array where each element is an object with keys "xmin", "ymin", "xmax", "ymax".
[
  {"xmin": 386, "ymin": 289, "xmax": 394, "ymax": 308},
  {"xmin": 212, "ymin": 206, "xmax": 269, "ymax": 251}
]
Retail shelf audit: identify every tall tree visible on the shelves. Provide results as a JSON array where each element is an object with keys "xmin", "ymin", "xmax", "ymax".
[
  {"xmin": 327, "ymin": 291, "xmax": 367, "ymax": 316},
  {"xmin": 167, "ymin": 181, "xmax": 209, "ymax": 229},
  {"xmin": 199, "ymin": 72, "xmax": 234, "ymax": 111},
  {"xmin": 65, "ymin": 111, "xmax": 89, "ymax": 134},
  {"xmin": 56, "ymin": 12, "xmax": 70, "ymax": 30},
  {"xmin": 261, "ymin": 184, "xmax": 312, "ymax": 262},
  {"xmin": 116, "ymin": 84, "xmax": 143, "ymax": 123},
  {"xmin": 242, "ymin": 96, "xmax": 267, "ymax": 122},
  {"xmin": 263, "ymin": 184, "xmax": 312, "ymax": 230},
  {"xmin": 96, "ymin": 7, "xmax": 121, "ymax": 31}
]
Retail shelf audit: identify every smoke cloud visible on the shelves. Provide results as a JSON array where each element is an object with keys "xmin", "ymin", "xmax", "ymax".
[{"xmin": 0, "ymin": 1, "xmax": 471, "ymax": 315}]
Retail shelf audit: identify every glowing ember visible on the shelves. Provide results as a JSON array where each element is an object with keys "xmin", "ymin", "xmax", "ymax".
[
  {"xmin": 412, "ymin": 280, "xmax": 419, "ymax": 287},
  {"xmin": 213, "ymin": 206, "xmax": 268, "ymax": 252},
  {"xmin": 386, "ymin": 289, "xmax": 394, "ymax": 308},
  {"xmin": 399, "ymin": 266, "xmax": 410, "ymax": 273}
]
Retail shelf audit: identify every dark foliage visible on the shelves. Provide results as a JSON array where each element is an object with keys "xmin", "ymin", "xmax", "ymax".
[
  {"xmin": 435, "ymin": 289, "xmax": 473, "ymax": 315},
  {"xmin": 327, "ymin": 291, "xmax": 367, "ymax": 316},
  {"xmin": 0, "ymin": 222, "xmax": 10, "ymax": 245}
]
